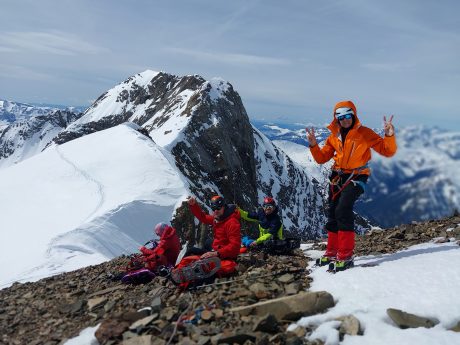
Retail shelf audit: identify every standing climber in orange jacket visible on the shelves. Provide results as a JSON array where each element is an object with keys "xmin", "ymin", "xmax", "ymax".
[{"xmin": 306, "ymin": 100, "xmax": 397, "ymax": 271}]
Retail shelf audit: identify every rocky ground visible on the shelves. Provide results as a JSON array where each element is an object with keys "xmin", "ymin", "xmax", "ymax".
[{"xmin": 1, "ymin": 214, "xmax": 459, "ymax": 345}]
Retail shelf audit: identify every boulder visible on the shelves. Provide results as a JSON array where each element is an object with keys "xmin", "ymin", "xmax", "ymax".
[
  {"xmin": 230, "ymin": 291, "xmax": 334, "ymax": 320},
  {"xmin": 387, "ymin": 308, "xmax": 439, "ymax": 329}
]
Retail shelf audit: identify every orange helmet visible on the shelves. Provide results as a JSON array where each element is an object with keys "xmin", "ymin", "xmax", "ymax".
[{"xmin": 210, "ymin": 195, "xmax": 225, "ymax": 210}]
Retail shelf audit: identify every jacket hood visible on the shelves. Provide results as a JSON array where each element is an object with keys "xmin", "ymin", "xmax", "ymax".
[
  {"xmin": 327, "ymin": 100, "xmax": 361, "ymax": 134},
  {"xmin": 160, "ymin": 226, "xmax": 176, "ymax": 240},
  {"xmin": 216, "ymin": 204, "xmax": 240, "ymax": 223}
]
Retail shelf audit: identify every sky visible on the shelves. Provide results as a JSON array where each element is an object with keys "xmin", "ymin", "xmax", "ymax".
[{"xmin": 0, "ymin": 0, "xmax": 459, "ymax": 130}]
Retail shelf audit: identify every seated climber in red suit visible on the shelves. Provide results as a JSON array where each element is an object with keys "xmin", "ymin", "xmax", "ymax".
[{"xmin": 139, "ymin": 222, "xmax": 181, "ymax": 270}]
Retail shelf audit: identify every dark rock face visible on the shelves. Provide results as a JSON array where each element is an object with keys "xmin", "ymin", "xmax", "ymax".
[
  {"xmin": 50, "ymin": 71, "xmax": 258, "ymax": 217},
  {"xmin": 171, "ymin": 79, "xmax": 257, "ymax": 209},
  {"xmin": 53, "ymin": 114, "xmax": 131, "ymax": 145}
]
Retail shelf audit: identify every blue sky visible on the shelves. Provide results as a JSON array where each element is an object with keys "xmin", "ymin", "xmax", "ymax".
[{"xmin": 0, "ymin": 0, "xmax": 459, "ymax": 130}]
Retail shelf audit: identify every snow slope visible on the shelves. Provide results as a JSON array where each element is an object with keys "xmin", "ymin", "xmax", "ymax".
[
  {"xmin": 296, "ymin": 242, "xmax": 460, "ymax": 344},
  {"xmin": 0, "ymin": 123, "xmax": 187, "ymax": 288}
]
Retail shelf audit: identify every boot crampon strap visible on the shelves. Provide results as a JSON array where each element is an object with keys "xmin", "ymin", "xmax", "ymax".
[
  {"xmin": 328, "ymin": 258, "xmax": 354, "ymax": 272},
  {"xmin": 316, "ymin": 256, "xmax": 335, "ymax": 267}
]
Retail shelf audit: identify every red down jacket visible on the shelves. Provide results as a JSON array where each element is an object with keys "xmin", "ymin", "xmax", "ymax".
[
  {"xmin": 189, "ymin": 203, "xmax": 241, "ymax": 260},
  {"xmin": 140, "ymin": 225, "xmax": 181, "ymax": 267}
]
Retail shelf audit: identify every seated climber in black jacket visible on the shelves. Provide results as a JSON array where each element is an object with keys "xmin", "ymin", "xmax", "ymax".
[{"xmin": 239, "ymin": 196, "xmax": 284, "ymax": 248}]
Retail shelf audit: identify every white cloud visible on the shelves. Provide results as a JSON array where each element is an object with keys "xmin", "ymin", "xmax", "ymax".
[
  {"xmin": 166, "ymin": 47, "xmax": 290, "ymax": 66},
  {"xmin": 361, "ymin": 63, "xmax": 412, "ymax": 72},
  {"xmin": 0, "ymin": 46, "xmax": 18, "ymax": 53},
  {"xmin": 0, "ymin": 31, "xmax": 108, "ymax": 56},
  {"xmin": 0, "ymin": 64, "xmax": 54, "ymax": 81}
]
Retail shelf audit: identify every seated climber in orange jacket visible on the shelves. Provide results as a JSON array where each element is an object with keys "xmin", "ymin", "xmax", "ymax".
[
  {"xmin": 306, "ymin": 100, "xmax": 397, "ymax": 272},
  {"xmin": 139, "ymin": 222, "xmax": 181, "ymax": 270}
]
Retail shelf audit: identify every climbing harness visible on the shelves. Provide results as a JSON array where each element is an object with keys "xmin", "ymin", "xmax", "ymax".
[{"xmin": 329, "ymin": 164, "xmax": 368, "ymax": 201}]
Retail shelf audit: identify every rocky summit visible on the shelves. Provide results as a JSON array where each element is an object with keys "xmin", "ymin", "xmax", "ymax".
[{"xmin": 1, "ymin": 214, "xmax": 460, "ymax": 345}]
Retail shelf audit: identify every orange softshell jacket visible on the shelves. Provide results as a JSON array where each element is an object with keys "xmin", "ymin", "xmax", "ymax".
[{"xmin": 310, "ymin": 101, "xmax": 397, "ymax": 174}]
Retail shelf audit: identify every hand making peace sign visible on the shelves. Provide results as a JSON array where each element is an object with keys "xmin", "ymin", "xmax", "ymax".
[
  {"xmin": 305, "ymin": 127, "xmax": 317, "ymax": 147},
  {"xmin": 383, "ymin": 115, "xmax": 395, "ymax": 136}
]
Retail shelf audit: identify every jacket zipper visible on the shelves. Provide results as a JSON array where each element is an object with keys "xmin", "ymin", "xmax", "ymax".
[{"xmin": 345, "ymin": 142, "xmax": 356, "ymax": 167}]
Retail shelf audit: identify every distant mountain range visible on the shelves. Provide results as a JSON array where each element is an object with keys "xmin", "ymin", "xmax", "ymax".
[
  {"xmin": 0, "ymin": 99, "xmax": 85, "ymax": 127},
  {"xmin": 0, "ymin": 100, "xmax": 84, "ymax": 168},
  {"xmin": 254, "ymin": 121, "xmax": 460, "ymax": 227}
]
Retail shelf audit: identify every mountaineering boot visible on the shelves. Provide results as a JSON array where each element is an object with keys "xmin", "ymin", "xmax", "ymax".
[
  {"xmin": 171, "ymin": 257, "xmax": 221, "ymax": 284},
  {"xmin": 316, "ymin": 256, "xmax": 334, "ymax": 266},
  {"xmin": 326, "ymin": 230, "xmax": 356, "ymax": 272},
  {"xmin": 329, "ymin": 258, "xmax": 354, "ymax": 272},
  {"xmin": 316, "ymin": 231, "xmax": 338, "ymax": 266}
]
